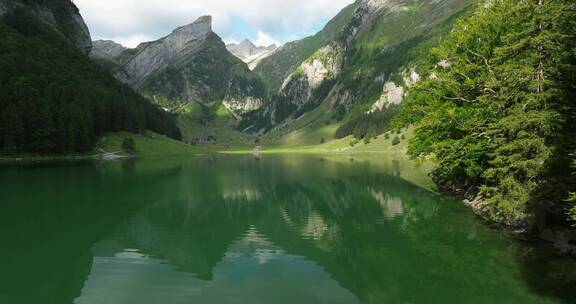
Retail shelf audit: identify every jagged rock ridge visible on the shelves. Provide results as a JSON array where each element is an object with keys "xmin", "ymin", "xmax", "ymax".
[
  {"xmin": 117, "ymin": 15, "xmax": 214, "ymax": 89},
  {"xmin": 94, "ymin": 16, "xmax": 268, "ymax": 118},
  {"xmin": 226, "ymin": 39, "xmax": 278, "ymax": 70}
]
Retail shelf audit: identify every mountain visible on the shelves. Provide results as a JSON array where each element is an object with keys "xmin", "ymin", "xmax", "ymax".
[
  {"xmin": 242, "ymin": 0, "xmax": 475, "ymax": 137},
  {"xmin": 0, "ymin": 0, "xmax": 180, "ymax": 154},
  {"xmin": 95, "ymin": 16, "xmax": 267, "ymax": 119},
  {"xmin": 254, "ymin": 1, "xmax": 359, "ymax": 92},
  {"xmin": 226, "ymin": 39, "xmax": 278, "ymax": 70},
  {"xmin": 0, "ymin": 0, "xmax": 92, "ymax": 53},
  {"xmin": 91, "ymin": 40, "xmax": 127, "ymax": 61}
]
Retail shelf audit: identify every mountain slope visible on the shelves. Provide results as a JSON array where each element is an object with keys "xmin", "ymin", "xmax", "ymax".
[
  {"xmin": 242, "ymin": 0, "xmax": 475, "ymax": 137},
  {"xmin": 226, "ymin": 39, "xmax": 277, "ymax": 69},
  {"xmin": 91, "ymin": 40, "xmax": 126, "ymax": 61},
  {"xmin": 0, "ymin": 0, "xmax": 92, "ymax": 53},
  {"xmin": 0, "ymin": 4, "xmax": 180, "ymax": 154},
  {"xmin": 254, "ymin": 1, "xmax": 360, "ymax": 92},
  {"xmin": 97, "ymin": 16, "xmax": 268, "ymax": 119}
]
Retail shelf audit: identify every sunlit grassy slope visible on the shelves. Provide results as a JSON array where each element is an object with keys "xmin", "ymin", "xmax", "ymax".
[
  {"xmin": 227, "ymin": 126, "xmax": 416, "ymax": 155},
  {"xmin": 177, "ymin": 102, "xmax": 253, "ymax": 148},
  {"xmin": 102, "ymin": 131, "xmax": 209, "ymax": 158}
]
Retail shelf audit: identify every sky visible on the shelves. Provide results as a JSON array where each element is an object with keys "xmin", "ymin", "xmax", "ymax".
[{"xmin": 74, "ymin": 0, "xmax": 354, "ymax": 48}]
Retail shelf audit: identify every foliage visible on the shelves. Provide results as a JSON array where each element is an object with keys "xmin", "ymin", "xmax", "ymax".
[
  {"xmin": 20, "ymin": 0, "xmax": 85, "ymax": 48},
  {"xmin": 332, "ymin": 104, "xmax": 347, "ymax": 122},
  {"xmin": 103, "ymin": 131, "xmax": 206, "ymax": 158},
  {"xmin": 121, "ymin": 137, "xmax": 136, "ymax": 152},
  {"xmin": 292, "ymin": 67, "xmax": 305, "ymax": 78},
  {"xmin": 391, "ymin": 136, "xmax": 401, "ymax": 146},
  {"xmin": 570, "ymin": 158, "xmax": 576, "ymax": 225},
  {"xmin": 0, "ymin": 10, "xmax": 181, "ymax": 154},
  {"xmin": 396, "ymin": 0, "xmax": 576, "ymax": 223},
  {"xmin": 570, "ymin": 193, "xmax": 576, "ymax": 224},
  {"xmin": 336, "ymin": 105, "xmax": 400, "ymax": 139}
]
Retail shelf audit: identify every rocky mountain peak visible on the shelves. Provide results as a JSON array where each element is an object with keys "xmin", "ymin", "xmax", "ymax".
[
  {"xmin": 227, "ymin": 39, "xmax": 279, "ymax": 69},
  {"xmin": 239, "ymin": 39, "xmax": 257, "ymax": 49},
  {"xmin": 115, "ymin": 15, "xmax": 217, "ymax": 88},
  {"xmin": 177, "ymin": 15, "xmax": 212, "ymax": 32},
  {"xmin": 169, "ymin": 15, "xmax": 213, "ymax": 44}
]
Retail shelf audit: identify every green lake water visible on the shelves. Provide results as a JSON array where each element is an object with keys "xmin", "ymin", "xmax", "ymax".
[{"xmin": 0, "ymin": 155, "xmax": 574, "ymax": 304}]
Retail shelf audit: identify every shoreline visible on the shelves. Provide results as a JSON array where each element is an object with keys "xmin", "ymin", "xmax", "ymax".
[
  {"xmin": 0, "ymin": 151, "xmax": 134, "ymax": 163},
  {"xmin": 437, "ymin": 184, "xmax": 576, "ymax": 256}
]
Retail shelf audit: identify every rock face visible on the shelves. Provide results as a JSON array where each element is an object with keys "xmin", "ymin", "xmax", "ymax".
[
  {"xmin": 0, "ymin": 0, "xmax": 92, "ymax": 53},
  {"xmin": 303, "ymin": 45, "xmax": 342, "ymax": 85},
  {"xmin": 91, "ymin": 40, "xmax": 127, "ymax": 61},
  {"xmin": 368, "ymin": 68, "xmax": 421, "ymax": 113},
  {"xmin": 263, "ymin": 43, "xmax": 343, "ymax": 126},
  {"xmin": 98, "ymin": 16, "xmax": 267, "ymax": 117},
  {"xmin": 369, "ymin": 82, "xmax": 405, "ymax": 113},
  {"xmin": 241, "ymin": 0, "xmax": 474, "ymax": 134},
  {"xmin": 117, "ymin": 16, "xmax": 213, "ymax": 88},
  {"xmin": 226, "ymin": 40, "xmax": 278, "ymax": 70},
  {"xmin": 223, "ymin": 97, "xmax": 264, "ymax": 118}
]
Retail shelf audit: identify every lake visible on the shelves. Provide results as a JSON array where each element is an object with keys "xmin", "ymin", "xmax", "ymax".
[{"xmin": 0, "ymin": 155, "xmax": 574, "ymax": 304}]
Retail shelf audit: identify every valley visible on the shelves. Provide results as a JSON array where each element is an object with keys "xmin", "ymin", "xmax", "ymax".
[
  {"xmin": 0, "ymin": 0, "xmax": 575, "ymax": 302},
  {"xmin": 88, "ymin": 0, "xmax": 475, "ymax": 155}
]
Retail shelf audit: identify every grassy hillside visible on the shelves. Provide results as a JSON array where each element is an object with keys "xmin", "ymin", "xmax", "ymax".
[
  {"xmin": 102, "ymin": 131, "xmax": 207, "ymax": 158},
  {"xmin": 177, "ymin": 102, "xmax": 251, "ymax": 146}
]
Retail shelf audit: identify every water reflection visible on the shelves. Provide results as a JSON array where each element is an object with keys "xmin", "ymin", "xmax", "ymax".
[{"xmin": 0, "ymin": 156, "xmax": 574, "ymax": 304}]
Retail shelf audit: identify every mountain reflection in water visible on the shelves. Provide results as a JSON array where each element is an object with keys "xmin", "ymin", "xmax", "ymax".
[{"xmin": 0, "ymin": 155, "xmax": 574, "ymax": 304}]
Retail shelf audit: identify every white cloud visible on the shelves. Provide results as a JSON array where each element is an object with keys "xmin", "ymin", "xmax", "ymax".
[
  {"xmin": 223, "ymin": 38, "xmax": 239, "ymax": 45},
  {"xmin": 75, "ymin": 0, "xmax": 354, "ymax": 47},
  {"xmin": 253, "ymin": 31, "xmax": 280, "ymax": 47}
]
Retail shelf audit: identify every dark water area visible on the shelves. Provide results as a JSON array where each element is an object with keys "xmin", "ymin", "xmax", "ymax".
[{"xmin": 0, "ymin": 155, "xmax": 574, "ymax": 304}]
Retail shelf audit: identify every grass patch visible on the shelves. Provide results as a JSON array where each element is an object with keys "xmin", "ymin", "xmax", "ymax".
[{"xmin": 102, "ymin": 131, "xmax": 208, "ymax": 158}]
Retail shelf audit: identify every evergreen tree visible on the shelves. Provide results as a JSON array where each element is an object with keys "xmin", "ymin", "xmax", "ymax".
[
  {"xmin": 395, "ymin": 0, "xmax": 576, "ymax": 223},
  {"xmin": 122, "ymin": 137, "xmax": 136, "ymax": 152},
  {"xmin": 0, "ymin": 9, "xmax": 181, "ymax": 155}
]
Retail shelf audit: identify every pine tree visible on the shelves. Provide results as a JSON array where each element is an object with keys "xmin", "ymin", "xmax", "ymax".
[
  {"xmin": 122, "ymin": 137, "xmax": 136, "ymax": 152},
  {"xmin": 396, "ymin": 0, "xmax": 576, "ymax": 223},
  {"xmin": 480, "ymin": 0, "xmax": 576, "ymax": 218},
  {"xmin": 0, "ymin": 10, "xmax": 181, "ymax": 155}
]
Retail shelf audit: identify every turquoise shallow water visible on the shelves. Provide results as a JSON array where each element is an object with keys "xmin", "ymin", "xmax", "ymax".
[{"xmin": 0, "ymin": 155, "xmax": 574, "ymax": 304}]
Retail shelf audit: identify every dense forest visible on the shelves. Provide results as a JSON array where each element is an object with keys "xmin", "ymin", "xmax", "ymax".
[
  {"xmin": 0, "ymin": 9, "xmax": 181, "ymax": 154},
  {"xmin": 394, "ymin": 0, "xmax": 576, "ymax": 226}
]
